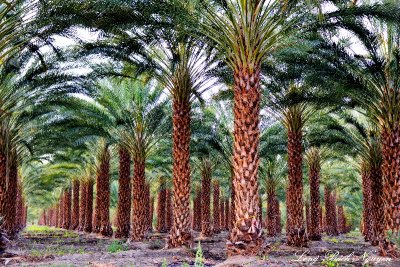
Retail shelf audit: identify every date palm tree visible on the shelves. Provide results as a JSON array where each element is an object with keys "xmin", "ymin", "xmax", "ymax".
[{"xmin": 203, "ymin": 0, "xmax": 294, "ymax": 254}]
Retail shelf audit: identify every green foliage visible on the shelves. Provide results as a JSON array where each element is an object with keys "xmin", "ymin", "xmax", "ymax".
[
  {"xmin": 107, "ymin": 240, "xmax": 129, "ymax": 253},
  {"xmin": 194, "ymin": 241, "xmax": 204, "ymax": 267}
]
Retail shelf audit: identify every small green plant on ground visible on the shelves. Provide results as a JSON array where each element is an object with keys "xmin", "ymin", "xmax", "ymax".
[
  {"xmin": 107, "ymin": 240, "xmax": 129, "ymax": 253},
  {"xmin": 161, "ymin": 258, "xmax": 167, "ymax": 267},
  {"xmin": 194, "ymin": 241, "xmax": 204, "ymax": 267},
  {"xmin": 325, "ymin": 237, "xmax": 339, "ymax": 244},
  {"xmin": 322, "ymin": 253, "xmax": 339, "ymax": 267}
]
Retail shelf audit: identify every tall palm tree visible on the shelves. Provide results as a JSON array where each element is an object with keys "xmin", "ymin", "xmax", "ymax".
[
  {"xmin": 304, "ymin": 147, "xmax": 323, "ymax": 241},
  {"xmin": 203, "ymin": 0, "xmax": 295, "ymax": 254},
  {"xmin": 155, "ymin": 43, "xmax": 213, "ymax": 247},
  {"xmin": 116, "ymin": 79, "xmax": 169, "ymax": 241}
]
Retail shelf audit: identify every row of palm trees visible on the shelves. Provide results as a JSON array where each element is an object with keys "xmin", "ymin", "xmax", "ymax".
[{"xmin": 1, "ymin": 0, "xmax": 400, "ymax": 258}]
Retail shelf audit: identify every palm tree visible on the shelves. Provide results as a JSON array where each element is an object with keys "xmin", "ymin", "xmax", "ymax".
[
  {"xmin": 203, "ymin": 0, "xmax": 293, "ymax": 254},
  {"xmin": 154, "ymin": 43, "xmax": 213, "ymax": 247},
  {"xmin": 304, "ymin": 147, "xmax": 323, "ymax": 241},
  {"xmin": 115, "ymin": 146, "xmax": 131, "ymax": 238},
  {"xmin": 113, "ymin": 79, "xmax": 169, "ymax": 241}
]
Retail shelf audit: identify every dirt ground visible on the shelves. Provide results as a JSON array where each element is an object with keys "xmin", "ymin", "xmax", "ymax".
[{"xmin": 2, "ymin": 226, "xmax": 399, "ymax": 266}]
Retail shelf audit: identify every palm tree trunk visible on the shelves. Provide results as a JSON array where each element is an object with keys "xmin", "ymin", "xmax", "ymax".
[
  {"xmin": 370, "ymin": 166, "xmax": 385, "ymax": 246},
  {"xmin": 168, "ymin": 100, "xmax": 192, "ymax": 248},
  {"xmin": 193, "ymin": 187, "xmax": 201, "ymax": 231},
  {"xmin": 144, "ymin": 183, "xmax": 151, "ymax": 232},
  {"xmin": 165, "ymin": 189, "xmax": 173, "ymax": 231},
  {"xmin": 228, "ymin": 67, "xmax": 263, "ymax": 255},
  {"xmin": 62, "ymin": 189, "xmax": 71, "ymax": 230},
  {"xmin": 213, "ymin": 180, "xmax": 220, "ymax": 234},
  {"xmin": 98, "ymin": 148, "xmax": 113, "ymax": 237},
  {"xmin": 266, "ymin": 189, "xmax": 278, "ymax": 237},
  {"xmin": 156, "ymin": 178, "xmax": 167, "ymax": 233},
  {"xmin": 2, "ymin": 160, "xmax": 18, "ymax": 237},
  {"xmin": 78, "ymin": 181, "xmax": 87, "ymax": 231},
  {"xmin": 305, "ymin": 203, "xmax": 310, "ymax": 236},
  {"xmin": 361, "ymin": 167, "xmax": 373, "ymax": 241},
  {"xmin": 115, "ymin": 147, "xmax": 131, "ymax": 238},
  {"xmin": 55, "ymin": 203, "xmax": 60, "ymax": 228},
  {"xmin": 286, "ymin": 131, "xmax": 307, "ymax": 247},
  {"xmin": 220, "ymin": 198, "xmax": 225, "ymax": 230},
  {"xmin": 380, "ymin": 126, "xmax": 400, "ymax": 257},
  {"xmin": 309, "ymin": 166, "xmax": 321, "ymax": 241},
  {"xmin": 71, "ymin": 180, "xmax": 80, "ymax": 230},
  {"xmin": 59, "ymin": 194, "xmax": 64, "ymax": 228},
  {"xmin": 325, "ymin": 187, "xmax": 338, "ymax": 236},
  {"xmin": 149, "ymin": 196, "xmax": 154, "ymax": 232},
  {"xmin": 130, "ymin": 158, "xmax": 147, "ymax": 241},
  {"xmin": 225, "ymin": 199, "xmax": 229, "ymax": 231},
  {"xmin": 319, "ymin": 206, "xmax": 324, "ymax": 233},
  {"xmin": 337, "ymin": 206, "xmax": 345, "ymax": 234},
  {"xmin": 275, "ymin": 197, "xmax": 282, "ymax": 234},
  {"xmin": 381, "ymin": 126, "xmax": 400, "ymax": 233},
  {"xmin": 201, "ymin": 165, "xmax": 212, "ymax": 237},
  {"xmin": 0, "ymin": 151, "xmax": 7, "ymax": 218},
  {"xmin": 84, "ymin": 180, "xmax": 94, "ymax": 233},
  {"xmin": 16, "ymin": 182, "xmax": 23, "ymax": 230}
]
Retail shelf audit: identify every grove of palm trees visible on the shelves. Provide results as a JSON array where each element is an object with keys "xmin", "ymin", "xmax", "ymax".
[{"xmin": 2, "ymin": 0, "xmax": 400, "ymax": 266}]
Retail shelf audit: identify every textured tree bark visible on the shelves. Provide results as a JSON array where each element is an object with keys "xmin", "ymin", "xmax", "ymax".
[
  {"xmin": 220, "ymin": 198, "xmax": 225, "ymax": 230},
  {"xmin": 59, "ymin": 195, "xmax": 64, "ymax": 228},
  {"xmin": 71, "ymin": 180, "xmax": 80, "ymax": 230},
  {"xmin": 361, "ymin": 166, "xmax": 373, "ymax": 241},
  {"xmin": 156, "ymin": 177, "xmax": 167, "ymax": 233},
  {"xmin": 149, "ymin": 196, "xmax": 154, "ymax": 232},
  {"xmin": 2, "ymin": 161, "xmax": 18, "ymax": 237},
  {"xmin": 93, "ymin": 179, "xmax": 101, "ymax": 233},
  {"xmin": 55, "ymin": 203, "xmax": 60, "ymax": 228},
  {"xmin": 319, "ymin": 206, "xmax": 325, "ymax": 234},
  {"xmin": 230, "ymin": 175, "xmax": 235, "ymax": 231},
  {"xmin": 286, "ymin": 131, "xmax": 307, "ymax": 247},
  {"xmin": 78, "ymin": 181, "xmax": 87, "ymax": 231},
  {"xmin": 168, "ymin": 100, "xmax": 192, "ymax": 248},
  {"xmin": 324, "ymin": 187, "xmax": 338, "ymax": 236},
  {"xmin": 98, "ymin": 148, "xmax": 113, "ymax": 237},
  {"xmin": 144, "ymin": 183, "xmax": 151, "ymax": 232},
  {"xmin": 115, "ymin": 147, "xmax": 131, "ymax": 238},
  {"xmin": 225, "ymin": 199, "xmax": 229, "ymax": 231},
  {"xmin": 275, "ymin": 197, "xmax": 282, "ymax": 234},
  {"xmin": 305, "ymin": 149, "xmax": 322, "ymax": 241},
  {"xmin": 84, "ymin": 180, "xmax": 94, "ymax": 233},
  {"xmin": 305, "ymin": 203, "xmax": 310, "ymax": 236},
  {"xmin": 381, "ymin": 125, "xmax": 400, "ymax": 233},
  {"xmin": 130, "ymin": 158, "xmax": 147, "ymax": 241},
  {"xmin": 337, "ymin": 206, "xmax": 345, "ymax": 234},
  {"xmin": 201, "ymin": 163, "xmax": 213, "ymax": 237},
  {"xmin": 0, "ymin": 151, "xmax": 7, "ymax": 218},
  {"xmin": 266, "ymin": 189, "xmax": 278, "ymax": 237},
  {"xmin": 193, "ymin": 187, "xmax": 201, "ymax": 231},
  {"xmin": 56, "ymin": 201, "xmax": 63, "ymax": 228},
  {"xmin": 62, "ymin": 189, "xmax": 71, "ymax": 230},
  {"xmin": 369, "ymin": 166, "xmax": 385, "ymax": 246},
  {"xmin": 228, "ymin": 66, "xmax": 263, "ymax": 256},
  {"xmin": 380, "ymin": 125, "xmax": 400, "ymax": 257},
  {"xmin": 213, "ymin": 180, "xmax": 220, "ymax": 234},
  {"xmin": 16, "ymin": 182, "xmax": 23, "ymax": 230},
  {"xmin": 309, "ymin": 164, "xmax": 321, "ymax": 241},
  {"xmin": 165, "ymin": 189, "xmax": 173, "ymax": 231}
]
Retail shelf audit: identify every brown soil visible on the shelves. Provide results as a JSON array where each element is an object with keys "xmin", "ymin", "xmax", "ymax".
[{"xmin": 2, "ymin": 227, "xmax": 398, "ymax": 266}]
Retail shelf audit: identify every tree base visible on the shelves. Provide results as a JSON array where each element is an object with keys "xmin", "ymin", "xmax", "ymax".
[
  {"xmin": 100, "ymin": 224, "xmax": 113, "ymax": 237},
  {"xmin": 287, "ymin": 228, "xmax": 308, "ymax": 247},
  {"xmin": 115, "ymin": 225, "xmax": 130, "ymax": 239},
  {"xmin": 226, "ymin": 237, "xmax": 266, "ymax": 257},
  {"xmin": 309, "ymin": 234, "xmax": 321, "ymax": 241},
  {"xmin": 166, "ymin": 232, "xmax": 192, "ymax": 248},
  {"xmin": 379, "ymin": 238, "xmax": 400, "ymax": 258}
]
